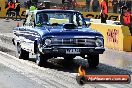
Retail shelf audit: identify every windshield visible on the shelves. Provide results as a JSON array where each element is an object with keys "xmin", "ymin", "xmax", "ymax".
[{"xmin": 36, "ymin": 11, "xmax": 86, "ymax": 26}]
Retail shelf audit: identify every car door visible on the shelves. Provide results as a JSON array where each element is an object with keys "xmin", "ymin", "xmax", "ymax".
[{"xmin": 21, "ymin": 12, "xmax": 36, "ymax": 53}]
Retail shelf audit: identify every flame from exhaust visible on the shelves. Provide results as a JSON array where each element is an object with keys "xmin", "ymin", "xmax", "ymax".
[{"xmin": 78, "ymin": 66, "xmax": 86, "ymax": 76}]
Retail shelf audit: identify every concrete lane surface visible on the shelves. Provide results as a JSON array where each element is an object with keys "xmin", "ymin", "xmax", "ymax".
[
  {"xmin": 0, "ymin": 62, "xmax": 44, "ymax": 88},
  {"xmin": 0, "ymin": 47, "xmax": 132, "ymax": 88}
]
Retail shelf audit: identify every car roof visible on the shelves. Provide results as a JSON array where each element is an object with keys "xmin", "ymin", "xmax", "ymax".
[{"xmin": 30, "ymin": 9, "xmax": 80, "ymax": 14}]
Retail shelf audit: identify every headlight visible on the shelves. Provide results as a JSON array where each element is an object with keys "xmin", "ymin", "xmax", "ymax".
[
  {"xmin": 95, "ymin": 39, "xmax": 103, "ymax": 47},
  {"xmin": 45, "ymin": 39, "xmax": 51, "ymax": 46}
]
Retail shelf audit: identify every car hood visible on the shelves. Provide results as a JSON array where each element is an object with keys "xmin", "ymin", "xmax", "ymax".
[{"xmin": 35, "ymin": 26, "xmax": 103, "ymax": 38}]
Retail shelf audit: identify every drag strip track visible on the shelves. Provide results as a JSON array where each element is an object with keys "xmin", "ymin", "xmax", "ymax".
[
  {"xmin": 0, "ymin": 33, "xmax": 132, "ymax": 88},
  {"xmin": 1, "ymin": 47, "xmax": 131, "ymax": 88}
]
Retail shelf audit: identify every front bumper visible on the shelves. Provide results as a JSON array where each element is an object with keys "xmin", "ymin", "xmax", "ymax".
[{"xmin": 39, "ymin": 46, "xmax": 105, "ymax": 55}]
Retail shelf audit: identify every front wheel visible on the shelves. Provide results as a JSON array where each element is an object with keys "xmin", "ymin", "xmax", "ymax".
[
  {"xmin": 36, "ymin": 52, "xmax": 48, "ymax": 67},
  {"xmin": 87, "ymin": 54, "xmax": 99, "ymax": 68},
  {"xmin": 16, "ymin": 44, "xmax": 29, "ymax": 60}
]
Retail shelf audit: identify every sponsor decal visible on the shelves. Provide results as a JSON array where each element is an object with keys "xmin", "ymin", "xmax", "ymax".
[
  {"xmin": 21, "ymin": 10, "xmax": 26, "ymax": 17},
  {"xmin": 107, "ymin": 29, "xmax": 119, "ymax": 44},
  {"xmin": 76, "ymin": 66, "xmax": 131, "ymax": 85},
  {"xmin": 82, "ymin": 12, "xmax": 132, "ymax": 21},
  {"xmin": 82, "ymin": 12, "xmax": 119, "ymax": 21}
]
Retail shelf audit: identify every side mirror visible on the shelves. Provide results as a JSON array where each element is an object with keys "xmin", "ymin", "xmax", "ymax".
[
  {"xmin": 87, "ymin": 23, "xmax": 91, "ymax": 27},
  {"xmin": 84, "ymin": 18, "xmax": 91, "ymax": 27}
]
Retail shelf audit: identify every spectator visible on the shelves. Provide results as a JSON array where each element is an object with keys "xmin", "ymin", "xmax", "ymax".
[
  {"xmin": 5, "ymin": 0, "xmax": 15, "ymax": 20},
  {"xmin": 14, "ymin": 3, "xmax": 21, "ymax": 21},
  {"xmin": 67, "ymin": 0, "xmax": 73, "ymax": 9},
  {"xmin": 119, "ymin": 0, "xmax": 126, "ymax": 13},
  {"xmin": 92, "ymin": 0, "xmax": 99, "ymax": 12},
  {"xmin": 86, "ymin": 0, "xmax": 91, "ymax": 11},
  {"xmin": 29, "ymin": 3, "xmax": 37, "ymax": 11},
  {"xmin": 24, "ymin": 0, "xmax": 27, "ymax": 8},
  {"xmin": 62, "ymin": 0, "xmax": 71, "ymax": 9},
  {"xmin": 112, "ymin": 0, "xmax": 118, "ymax": 13},
  {"xmin": 126, "ymin": 0, "xmax": 132, "ymax": 12},
  {"xmin": 71, "ymin": 0, "xmax": 76, "ymax": 10},
  {"xmin": 38, "ymin": 3, "xmax": 45, "ymax": 10},
  {"xmin": 100, "ymin": 0, "xmax": 108, "ymax": 23},
  {"xmin": 120, "ymin": 6, "xmax": 131, "ymax": 35},
  {"xmin": 26, "ymin": 0, "xmax": 31, "ymax": 9}
]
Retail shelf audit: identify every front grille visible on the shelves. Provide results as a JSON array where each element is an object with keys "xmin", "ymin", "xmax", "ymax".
[{"xmin": 51, "ymin": 38, "xmax": 96, "ymax": 46}]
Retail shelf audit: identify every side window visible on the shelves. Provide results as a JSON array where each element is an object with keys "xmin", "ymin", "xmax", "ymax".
[
  {"xmin": 36, "ymin": 14, "xmax": 40, "ymax": 23},
  {"xmin": 25, "ymin": 13, "xmax": 34, "ymax": 27},
  {"xmin": 73, "ymin": 14, "xmax": 77, "ymax": 25},
  {"xmin": 73, "ymin": 13, "xmax": 83, "ymax": 26},
  {"xmin": 77, "ymin": 14, "xmax": 83, "ymax": 26}
]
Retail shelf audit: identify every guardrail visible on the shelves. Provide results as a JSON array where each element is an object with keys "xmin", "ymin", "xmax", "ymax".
[{"xmin": 89, "ymin": 23, "xmax": 132, "ymax": 51}]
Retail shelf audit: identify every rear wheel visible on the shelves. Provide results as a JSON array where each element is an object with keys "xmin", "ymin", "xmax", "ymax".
[
  {"xmin": 17, "ymin": 44, "xmax": 29, "ymax": 60},
  {"xmin": 87, "ymin": 54, "xmax": 99, "ymax": 68}
]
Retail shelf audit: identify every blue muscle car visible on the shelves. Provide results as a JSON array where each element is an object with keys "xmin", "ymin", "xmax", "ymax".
[{"xmin": 13, "ymin": 9, "xmax": 105, "ymax": 67}]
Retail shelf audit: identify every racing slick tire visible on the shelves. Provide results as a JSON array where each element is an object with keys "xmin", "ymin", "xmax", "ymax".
[
  {"xmin": 17, "ymin": 44, "xmax": 29, "ymax": 60},
  {"xmin": 36, "ymin": 53, "xmax": 48, "ymax": 67},
  {"xmin": 87, "ymin": 54, "xmax": 99, "ymax": 68}
]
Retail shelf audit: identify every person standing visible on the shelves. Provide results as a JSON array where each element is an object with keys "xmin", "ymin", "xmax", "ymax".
[
  {"xmin": 5, "ymin": 0, "xmax": 15, "ymax": 20},
  {"xmin": 92, "ymin": 0, "xmax": 99, "ymax": 12},
  {"xmin": 86, "ymin": 0, "xmax": 91, "ymax": 11},
  {"xmin": 112, "ymin": 0, "xmax": 118, "ymax": 13},
  {"xmin": 126, "ymin": 0, "xmax": 132, "ymax": 13},
  {"xmin": 71, "ymin": 0, "xmax": 76, "ymax": 10},
  {"xmin": 14, "ymin": 3, "xmax": 21, "ymax": 21},
  {"xmin": 37, "ymin": 3, "xmax": 45, "ymax": 10},
  {"xmin": 119, "ymin": 0, "xmax": 126, "ymax": 13},
  {"xmin": 120, "ymin": 6, "xmax": 131, "ymax": 35},
  {"xmin": 29, "ymin": 3, "xmax": 37, "ymax": 11},
  {"xmin": 67, "ymin": 0, "xmax": 73, "ymax": 9},
  {"xmin": 100, "ymin": 0, "xmax": 108, "ymax": 23}
]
